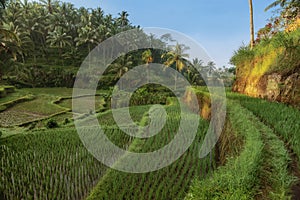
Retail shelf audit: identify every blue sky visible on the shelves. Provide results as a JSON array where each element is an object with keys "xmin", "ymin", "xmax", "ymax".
[{"xmin": 67, "ymin": 0, "xmax": 276, "ymax": 68}]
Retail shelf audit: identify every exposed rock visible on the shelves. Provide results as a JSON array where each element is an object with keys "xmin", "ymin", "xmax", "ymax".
[
  {"xmin": 233, "ymin": 72, "xmax": 300, "ymax": 108},
  {"xmin": 281, "ymin": 73, "xmax": 300, "ymax": 107}
]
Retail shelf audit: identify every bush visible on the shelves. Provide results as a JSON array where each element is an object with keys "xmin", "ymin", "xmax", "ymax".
[
  {"xmin": 3, "ymin": 85, "xmax": 15, "ymax": 93},
  {"xmin": 230, "ymin": 44, "xmax": 254, "ymax": 66},
  {"xmin": 0, "ymin": 88, "xmax": 7, "ymax": 98},
  {"xmin": 63, "ymin": 118, "xmax": 70, "ymax": 125},
  {"xmin": 46, "ymin": 119, "xmax": 59, "ymax": 129},
  {"xmin": 28, "ymin": 122, "xmax": 37, "ymax": 130},
  {"xmin": 0, "ymin": 131, "xmax": 2, "ymax": 138}
]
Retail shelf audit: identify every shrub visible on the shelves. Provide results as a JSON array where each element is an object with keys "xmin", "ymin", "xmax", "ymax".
[
  {"xmin": 0, "ymin": 88, "xmax": 7, "ymax": 98},
  {"xmin": 63, "ymin": 118, "xmax": 70, "ymax": 125},
  {"xmin": 46, "ymin": 119, "xmax": 59, "ymax": 129},
  {"xmin": 230, "ymin": 44, "xmax": 254, "ymax": 66},
  {"xmin": 3, "ymin": 86, "xmax": 15, "ymax": 93},
  {"xmin": 28, "ymin": 122, "xmax": 37, "ymax": 130}
]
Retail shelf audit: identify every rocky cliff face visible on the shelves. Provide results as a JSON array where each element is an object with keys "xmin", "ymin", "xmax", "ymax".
[{"xmin": 233, "ymin": 71, "xmax": 300, "ymax": 108}]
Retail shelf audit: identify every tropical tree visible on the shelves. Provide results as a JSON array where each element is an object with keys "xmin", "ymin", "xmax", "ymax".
[
  {"xmin": 161, "ymin": 43, "xmax": 190, "ymax": 90},
  {"xmin": 109, "ymin": 54, "xmax": 133, "ymax": 89},
  {"xmin": 0, "ymin": 25, "xmax": 19, "ymax": 79},
  {"xmin": 206, "ymin": 61, "xmax": 217, "ymax": 77},
  {"xmin": 117, "ymin": 11, "xmax": 129, "ymax": 28},
  {"xmin": 76, "ymin": 14, "xmax": 98, "ymax": 51},
  {"xmin": 142, "ymin": 49, "xmax": 153, "ymax": 83},
  {"xmin": 0, "ymin": 0, "xmax": 5, "ymax": 8},
  {"xmin": 249, "ymin": 0, "xmax": 255, "ymax": 49},
  {"xmin": 265, "ymin": 0, "xmax": 300, "ymax": 24},
  {"xmin": 186, "ymin": 58, "xmax": 205, "ymax": 85},
  {"xmin": 0, "ymin": 0, "xmax": 6, "ymax": 18},
  {"xmin": 40, "ymin": 0, "xmax": 54, "ymax": 14},
  {"xmin": 142, "ymin": 49, "xmax": 153, "ymax": 65},
  {"xmin": 0, "ymin": 0, "xmax": 140, "ymax": 87},
  {"xmin": 46, "ymin": 26, "xmax": 71, "ymax": 65}
]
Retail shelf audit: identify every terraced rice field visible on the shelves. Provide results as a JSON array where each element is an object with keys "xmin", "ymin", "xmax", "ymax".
[{"xmin": 1, "ymin": 88, "xmax": 300, "ymax": 199}]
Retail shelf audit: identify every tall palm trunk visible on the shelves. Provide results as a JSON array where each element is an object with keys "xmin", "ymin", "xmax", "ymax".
[{"xmin": 249, "ymin": 0, "xmax": 255, "ymax": 49}]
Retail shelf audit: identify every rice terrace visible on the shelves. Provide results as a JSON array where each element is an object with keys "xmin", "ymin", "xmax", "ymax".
[{"xmin": 0, "ymin": 0, "xmax": 300, "ymax": 199}]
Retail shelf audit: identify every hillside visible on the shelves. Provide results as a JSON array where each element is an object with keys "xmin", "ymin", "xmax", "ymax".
[{"xmin": 231, "ymin": 26, "xmax": 300, "ymax": 108}]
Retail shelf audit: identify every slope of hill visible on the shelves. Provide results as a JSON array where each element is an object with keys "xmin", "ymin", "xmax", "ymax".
[{"xmin": 231, "ymin": 28, "xmax": 300, "ymax": 108}]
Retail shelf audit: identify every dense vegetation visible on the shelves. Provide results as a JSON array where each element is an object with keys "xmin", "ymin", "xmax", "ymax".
[
  {"xmin": 187, "ymin": 99, "xmax": 296, "ymax": 199},
  {"xmin": 0, "ymin": 0, "xmax": 235, "ymax": 89},
  {"xmin": 0, "ymin": 0, "xmax": 299, "ymax": 199},
  {"xmin": 231, "ymin": 0, "xmax": 300, "ymax": 75}
]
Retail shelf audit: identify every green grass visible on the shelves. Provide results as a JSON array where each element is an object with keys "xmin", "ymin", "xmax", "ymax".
[
  {"xmin": 1, "ymin": 86, "xmax": 298, "ymax": 199},
  {"xmin": 254, "ymin": 117, "xmax": 294, "ymax": 199},
  {"xmin": 22, "ymin": 87, "xmax": 74, "ymax": 97},
  {"xmin": 57, "ymin": 96, "xmax": 106, "ymax": 113},
  {"xmin": 87, "ymin": 104, "xmax": 212, "ymax": 200},
  {"xmin": 22, "ymin": 88, "xmax": 110, "ymax": 97},
  {"xmin": 0, "ymin": 89, "xmax": 27, "ymax": 104},
  {"xmin": 186, "ymin": 101, "xmax": 264, "ymax": 199},
  {"xmin": 0, "ymin": 101, "xmax": 168, "ymax": 199},
  {"xmin": 0, "ymin": 125, "xmax": 137, "ymax": 199},
  {"xmin": 0, "ymin": 88, "xmax": 111, "ymax": 127},
  {"xmin": 228, "ymin": 92, "xmax": 300, "ymax": 165},
  {"xmin": 0, "ymin": 96, "xmax": 67, "ymax": 127}
]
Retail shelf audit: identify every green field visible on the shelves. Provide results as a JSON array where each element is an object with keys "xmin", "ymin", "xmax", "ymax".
[
  {"xmin": 1, "ymin": 0, "xmax": 300, "ymax": 198},
  {"xmin": 0, "ymin": 88, "xmax": 214, "ymax": 199},
  {"xmin": 0, "ymin": 87, "xmax": 299, "ymax": 199}
]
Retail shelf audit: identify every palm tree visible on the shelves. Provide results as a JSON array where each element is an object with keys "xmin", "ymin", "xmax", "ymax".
[
  {"xmin": 265, "ymin": 0, "xmax": 300, "ymax": 23},
  {"xmin": 109, "ymin": 54, "xmax": 133, "ymax": 89},
  {"xmin": 142, "ymin": 49, "xmax": 153, "ymax": 83},
  {"xmin": 161, "ymin": 43, "xmax": 190, "ymax": 90},
  {"xmin": 47, "ymin": 26, "xmax": 71, "ymax": 65},
  {"xmin": 0, "ymin": 0, "xmax": 6, "ymax": 18},
  {"xmin": 117, "ymin": 11, "xmax": 129, "ymax": 28},
  {"xmin": 265, "ymin": 0, "xmax": 288, "ymax": 11},
  {"xmin": 0, "ymin": 24, "xmax": 20, "ymax": 79},
  {"xmin": 206, "ymin": 61, "xmax": 217, "ymax": 77},
  {"xmin": 40, "ymin": 0, "xmax": 54, "ymax": 14},
  {"xmin": 187, "ymin": 58, "xmax": 204, "ymax": 85},
  {"xmin": 0, "ymin": 0, "xmax": 5, "ymax": 8},
  {"xmin": 249, "ymin": 0, "xmax": 255, "ymax": 49}
]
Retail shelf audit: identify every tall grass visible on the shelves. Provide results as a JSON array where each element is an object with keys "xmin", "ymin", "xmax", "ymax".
[
  {"xmin": 230, "ymin": 28, "xmax": 300, "ymax": 74},
  {"xmin": 228, "ymin": 92, "xmax": 300, "ymax": 165},
  {"xmin": 186, "ymin": 102, "xmax": 264, "ymax": 199},
  {"xmin": 87, "ymin": 105, "xmax": 213, "ymax": 200}
]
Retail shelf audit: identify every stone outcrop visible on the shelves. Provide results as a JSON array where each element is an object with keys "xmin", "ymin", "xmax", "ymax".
[{"xmin": 233, "ymin": 71, "xmax": 300, "ymax": 108}]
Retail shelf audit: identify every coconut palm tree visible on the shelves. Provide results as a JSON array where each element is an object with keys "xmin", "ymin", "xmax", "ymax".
[
  {"xmin": 206, "ymin": 61, "xmax": 217, "ymax": 77},
  {"xmin": 249, "ymin": 0, "xmax": 255, "ymax": 49},
  {"xmin": 117, "ymin": 11, "xmax": 129, "ymax": 28},
  {"xmin": 161, "ymin": 43, "xmax": 190, "ymax": 90},
  {"xmin": 265, "ymin": 0, "xmax": 300, "ymax": 22},
  {"xmin": 0, "ymin": 0, "xmax": 5, "ymax": 8},
  {"xmin": 109, "ymin": 54, "xmax": 133, "ymax": 89},
  {"xmin": 142, "ymin": 49, "xmax": 153, "ymax": 83},
  {"xmin": 0, "ymin": 0, "xmax": 6, "ymax": 18},
  {"xmin": 40, "ymin": 0, "xmax": 54, "ymax": 14},
  {"xmin": 47, "ymin": 26, "xmax": 71, "ymax": 65},
  {"xmin": 265, "ymin": 0, "xmax": 288, "ymax": 11},
  {"xmin": 187, "ymin": 58, "xmax": 205, "ymax": 85}
]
